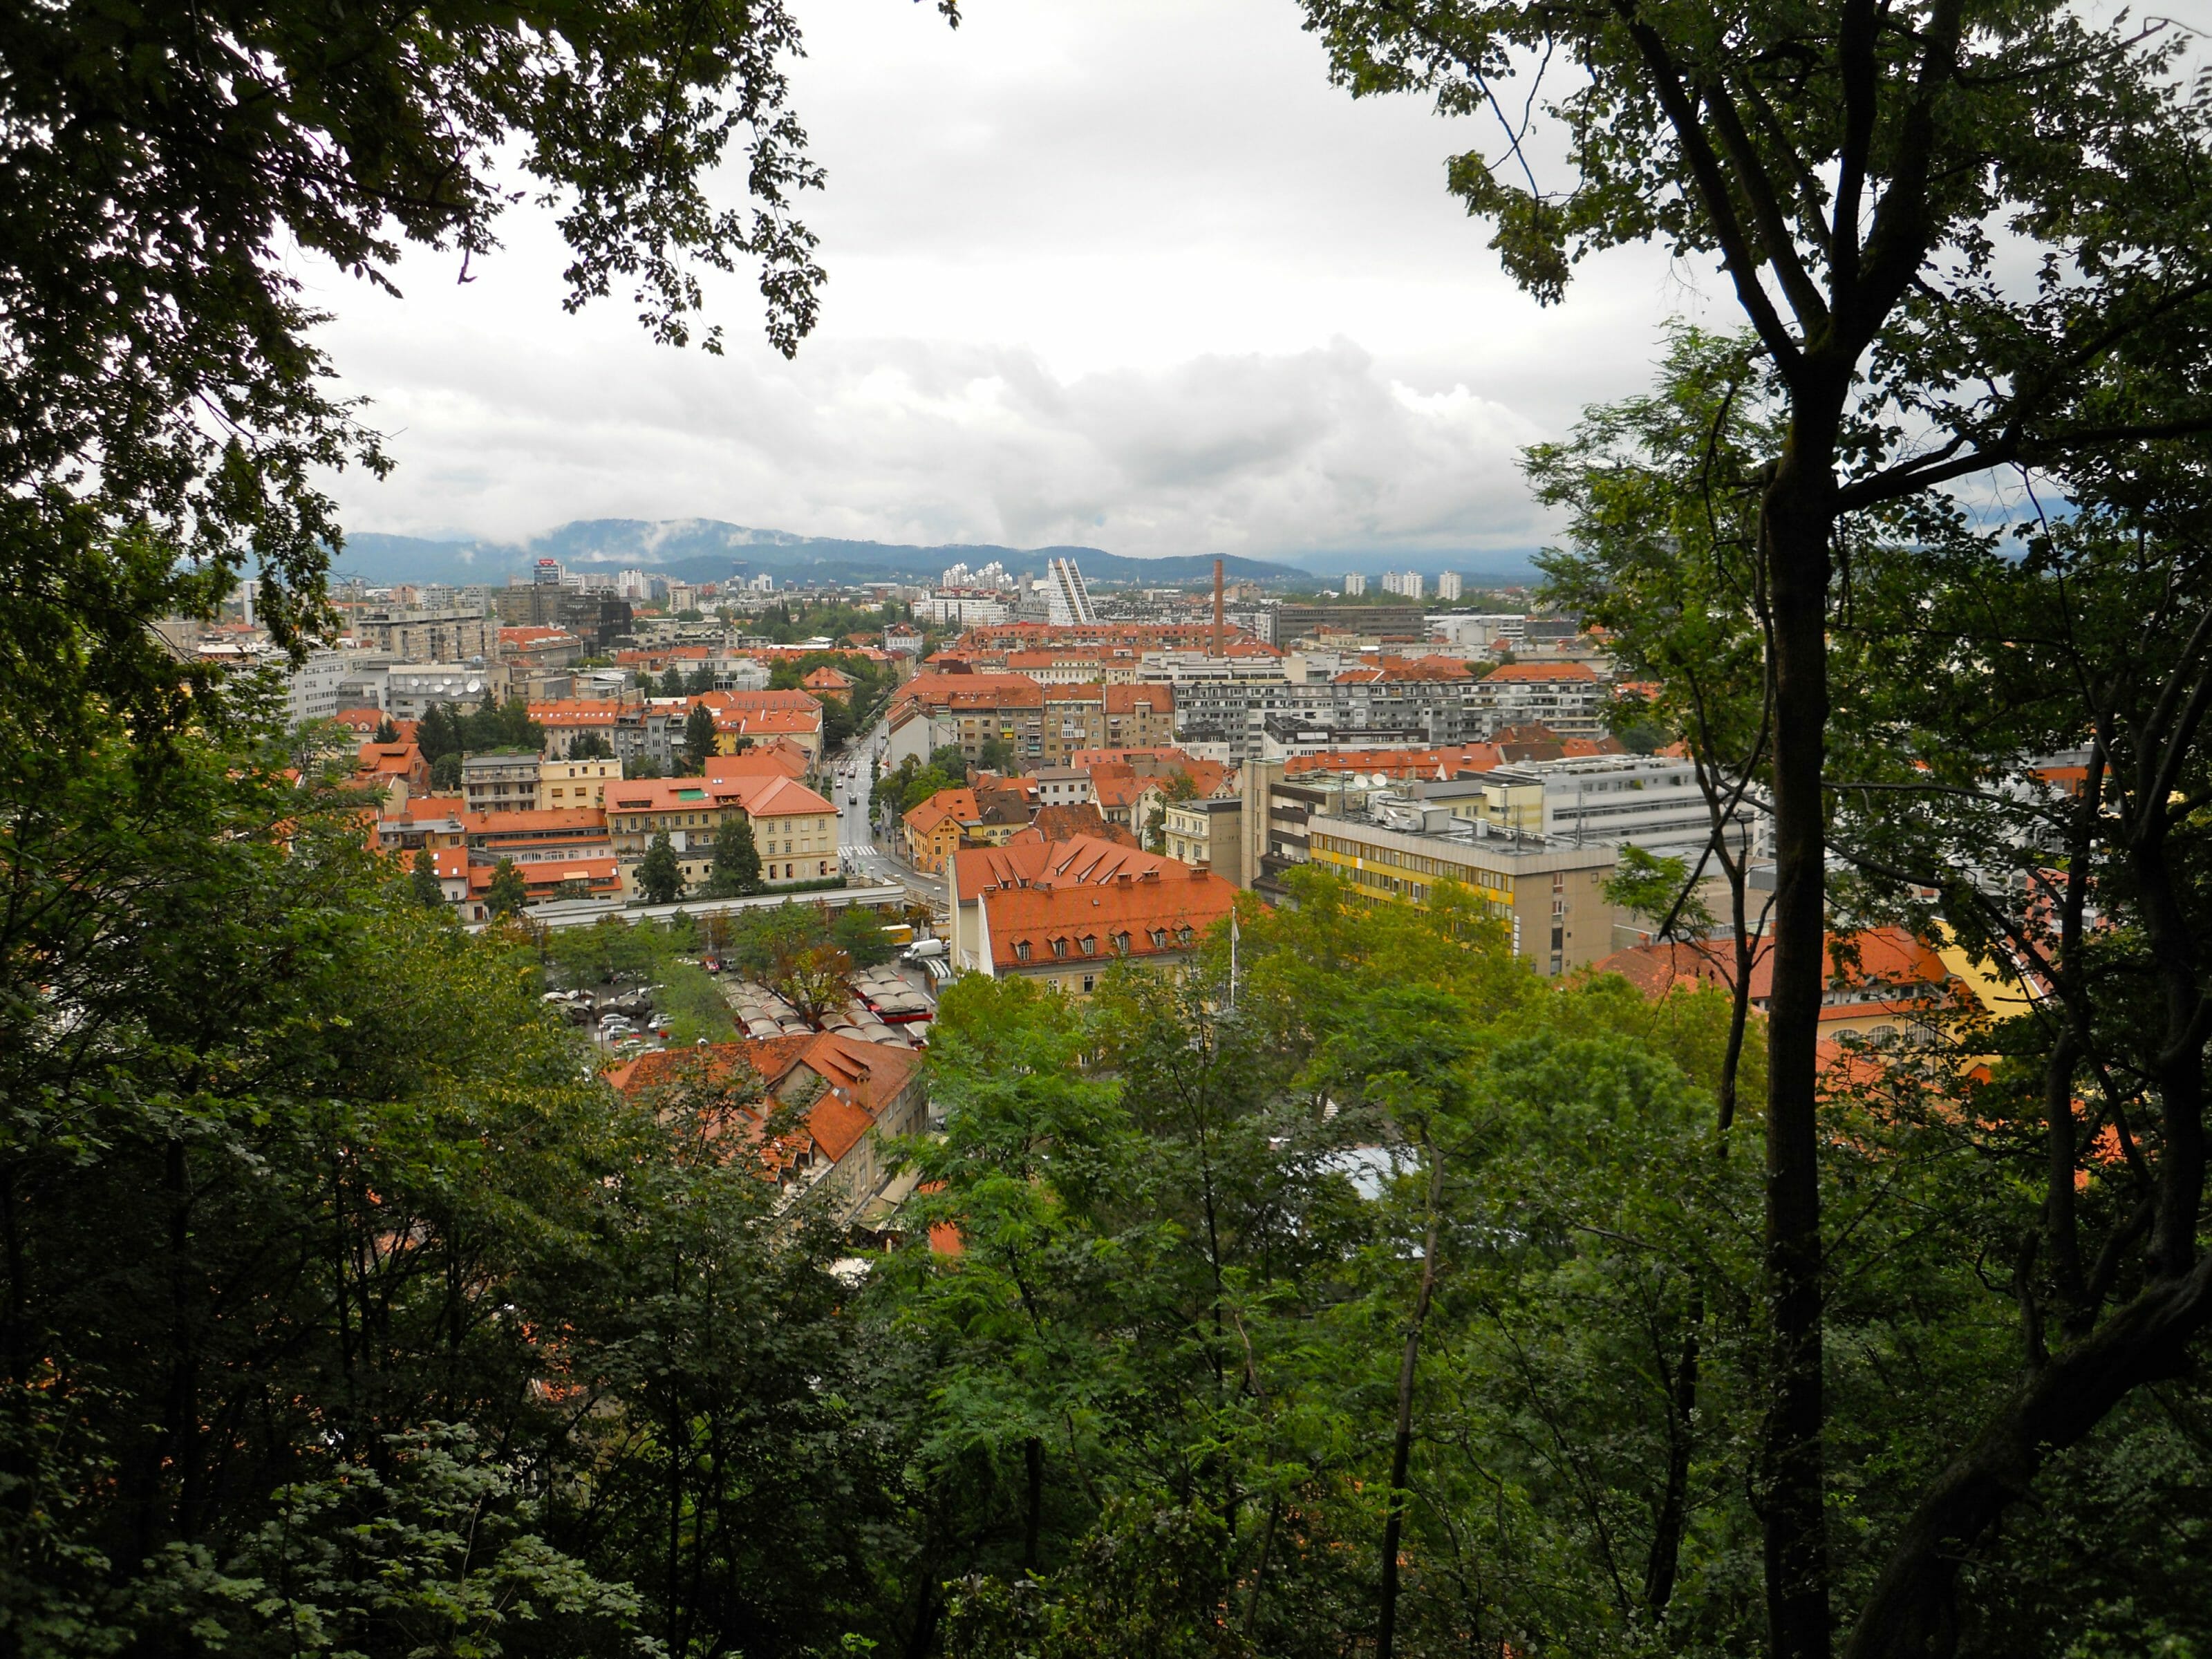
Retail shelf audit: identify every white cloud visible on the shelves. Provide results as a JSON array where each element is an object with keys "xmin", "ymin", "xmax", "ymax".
[{"xmin": 308, "ymin": 0, "xmax": 1709, "ymax": 559}]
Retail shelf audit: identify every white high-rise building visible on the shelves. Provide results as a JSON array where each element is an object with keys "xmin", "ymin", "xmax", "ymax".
[
  {"xmin": 1381, "ymin": 570, "xmax": 1425, "ymax": 599},
  {"xmin": 1437, "ymin": 572, "xmax": 1463, "ymax": 601},
  {"xmin": 1045, "ymin": 556, "xmax": 1099, "ymax": 626},
  {"xmin": 1342, "ymin": 572, "xmax": 1367, "ymax": 596}
]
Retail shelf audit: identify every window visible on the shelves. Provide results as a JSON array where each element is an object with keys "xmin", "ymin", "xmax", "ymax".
[
  {"xmin": 1082, "ymin": 975, "xmax": 1095, "ymax": 993},
  {"xmin": 1015, "ymin": 939, "xmax": 1032, "ymax": 962},
  {"xmin": 1080, "ymin": 935, "xmax": 1097, "ymax": 956},
  {"xmin": 1177, "ymin": 926, "xmax": 1193, "ymax": 946},
  {"xmin": 1052, "ymin": 938, "xmax": 1068, "ymax": 959},
  {"xmin": 1150, "ymin": 928, "xmax": 1168, "ymax": 948},
  {"xmin": 1113, "ymin": 932, "xmax": 1131, "ymax": 955}
]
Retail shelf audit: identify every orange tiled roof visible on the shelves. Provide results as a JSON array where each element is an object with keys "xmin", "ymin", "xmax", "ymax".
[
  {"xmin": 906, "ymin": 787, "xmax": 982, "ymax": 834},
  {"xmin": 980, "ymin": 865, "xmax": 1239, "ymax": 971},
  {"xmin": 1484, "ymin": 661, "xmax": 1601, "ymax": 682},
  {"xmin": 953, "ymin": 834, "xmax": 1186, "ymax": 903},
  {"xmin": 604, "ymin": 1033, "xmax": 922, "ymax": 1168},
  {"xmin": 1594, "ymin": 927, "xmax": 1949, "ymax": 1016}
]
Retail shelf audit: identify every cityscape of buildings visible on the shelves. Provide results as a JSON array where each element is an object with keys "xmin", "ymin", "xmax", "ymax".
[{"xmin": 177, "ymin": 549, "xmax": 2029, "ymax": 1088}]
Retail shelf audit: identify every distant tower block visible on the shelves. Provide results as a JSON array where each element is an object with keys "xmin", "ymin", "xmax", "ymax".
[{"xmin": 1046, "ymin": 556, "xmax": 1098, "ymax": 626}]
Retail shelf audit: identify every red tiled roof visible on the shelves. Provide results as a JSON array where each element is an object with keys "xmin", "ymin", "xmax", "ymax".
[
  {"xmin": 1032, "ymin": 805, "xmax": 1136, "ymax": 846},
  {"xmin": 1483, "ymin": 662, "xmax": 1601, "ymax": 682},
  {"xmin": 906, "ymin": 787, "xmax": 981, "ymax": 834},
  {"xmin": 1594, "ymin": 927, "xmax": 1949, "ymax": 1016},
  {"xmin": 704, "ymin": 743, "xmax": 809, "ymax": 781},
  {"xmin": 604, "ymin": 1033, "xmax": 923, "ymax": 1170},
  {"xmin": 980, "ymin": 866, "xmax": 1239, "ymax": 971},
  {"xmin": 952, "ymin": 834, "xmax": 1186, "ymax": 902}
]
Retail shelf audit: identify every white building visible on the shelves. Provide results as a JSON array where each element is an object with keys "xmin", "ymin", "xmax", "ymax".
[
  {"xmin": 923, "ymin": 593, "xmax": 1012, "ymax": 626},
  {"xmin": 1045, "ymin": 557, "xmax": 1099, "ymax": 627},
  {"xmin": 1437, "ymin": 572, "xmax": 1463, "ymax": 601},
  {"xmin": 283, "ymin": 649, "xmax": 358, "ymax": 727},
  {"xmin": 1381, "ymin": 570, "xmax": 1426, "ymax": 600},
  {"xmin": 1342, "ymin": 572, "xmax": 1367, "ymax": 596},
  {"xmin": 385, "ymin": 662, "xmax": 494, "ymax": 720}
]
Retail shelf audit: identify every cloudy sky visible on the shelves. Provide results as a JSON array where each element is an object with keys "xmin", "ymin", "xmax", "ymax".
[{"xmin": 308, "ymin": 0, "xmax": 1729, "ymax": 570}]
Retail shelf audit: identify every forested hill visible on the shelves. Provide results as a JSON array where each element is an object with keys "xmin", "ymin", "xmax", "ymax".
[{"xmin": 337, "ymin": 521, "xmax": 1312, "ymax": 588}]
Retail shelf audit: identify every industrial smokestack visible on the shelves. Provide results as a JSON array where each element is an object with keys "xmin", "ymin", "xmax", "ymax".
[{"xmin": 1213, "ymin": 558, "xmax": 1225, "ymax": 657}]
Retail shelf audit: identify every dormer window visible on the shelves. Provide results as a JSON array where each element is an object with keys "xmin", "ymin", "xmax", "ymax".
[
  {"xmin": 1080, "ymin": 935, "xmax": 1097, "ymax": 957},
  {"xmin": 1113, "ymin": 932, "xmax": 1131, "ymax": 955},
  {"xmin": 1150, "ymin": 928, "xmax": 1168, "ymax": 948},
  {"xmin": 1015, "ymin": 939, "xmax": 1032, "ymax": 962},
  {"xmin": 1177, "ymin": 926, "xmax": 1193, "ymax": 946},
  {"xmin": 1052, "ymin": 937, "xmax": 1068, "ymax": 959}
]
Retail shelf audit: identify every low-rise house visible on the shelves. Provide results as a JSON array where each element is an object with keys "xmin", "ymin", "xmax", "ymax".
[
  {"xmin": 948, "ymin": 835, "xmax": 1240, "ymax": 993},
  {"xmin": 355, "ymin": 740, "xmax": 429, "ymax": 799},
  {"xmin": 377, "ymin": 793, "xmax": 470, "ymax": 854},
  {"xmin": 604, "ymin": 1034, "xmax": 927, "ymax": 1225},
  {"xmin": 802, "ymin": 664, "xmax": 856, "ymax": 701},
  {"xmin": 1595, "ymin": 927, "xmax": 1969, "ymax": 1046},
  {"xmin": 904, "ymin": 787, "xmax": 981, "ymax": 874}
]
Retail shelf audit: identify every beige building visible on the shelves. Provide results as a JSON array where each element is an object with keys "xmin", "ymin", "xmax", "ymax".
[
  {"xmin": 1304, "ymin": 810, "xmax": 1620, "ymax": 976},
  {"xmin": 353, "ymin": 606, "xmax": 491, "ymax": 664},
  {"xmin": 540, "ymin": 756, "xmax": 621, "ymax": 809},
  {"xmin": 605, "ymin": 773, "xmax": 839, "ymax": 890},
  {"xmin": 1161, "ymin": 796, "xmax": 1244, "ymax": 887}
]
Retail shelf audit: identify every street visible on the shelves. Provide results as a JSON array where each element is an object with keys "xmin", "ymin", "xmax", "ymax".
[{"xmin": 832, "ymin": 712, "xmax": 945, "ymax": 910}]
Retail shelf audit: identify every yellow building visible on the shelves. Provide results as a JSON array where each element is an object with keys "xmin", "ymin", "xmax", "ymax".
[{"xmin": 540, "ymin": 756, "xmax": 621, "ymax": 809}]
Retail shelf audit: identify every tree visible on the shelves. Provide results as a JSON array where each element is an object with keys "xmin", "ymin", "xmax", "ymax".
[
  {"xmin": 372, "ymin": 716, "xmax": 399, "ymax": 746},
  {"xmin": 636, "ymin": 833, "xmax": 686, "ymax": 906},
  {"xmin": 417, "ymin": 702, "xmax": 459, "ymax": 764},
  {"xmin": 430, "ymin": 751, "xmax": 463, "ymax": 793},
  {"xmin": 1301, "ymin": 8, "xmax": 2212, "ymax": 1651},
  {"xmin": 685, "ymin": 664, "xmax": 716, "ymax": 695},
  {"xmin": 0, "ymin": 0, "xmax": 908, "ymax": 767},
  {"xmin": 409, "ymin": 849, "xmax": 444, "ymax": 907},
  {"xmin": 485, "ymin": 857, "xmax": 528, "ymax": 917},
  {"xmin": 625, "ymin": 753, "xmax": 664, "ymax": 780},
  {"xmin": 705, "ymin": 816, "xmax": 764, "ymax": 899},
  {"xmin": 977, "ymin": 735, "xmax": 1019, "ymax": 774},
  {"xmin": 682, "ymin": 703, "xmax": 720, "ymax": 775},
  {"xmin": 659, "ymin": 666, "xmax": 686, "ymax": 699},
  {"xmin": 569, "ymin": 731, "xmax": 615, "ymax": 760}
]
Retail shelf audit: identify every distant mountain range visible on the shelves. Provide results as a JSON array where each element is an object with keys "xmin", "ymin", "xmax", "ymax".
[
  {"xmin": 335, "ymin": 519, "xmax": 1314, "ymax": 589},
  {"xmin": 332, "ymin": 518, "xmax": 1544, "ymax": 590}
]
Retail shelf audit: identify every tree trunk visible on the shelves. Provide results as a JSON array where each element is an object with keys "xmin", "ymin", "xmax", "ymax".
[
  {"xmin": 1759, "ymin": 447, "xmax": 1838, "ymax": 1659},
  {"xmin": 1022, "ymin": 1434, "xmax": 1043, "ymax": 1572},
  {"xmin": 1643, "ymin": 1316, "xmax": 1700, "ymax": 1617},
  {"xmin": 1377, "ymin": 1139, "xmax": 1446, "ymax": 1659},
  {"xmin": 1841, "ymin": 1253, "xmax": 2212, "ymax": 1659}
]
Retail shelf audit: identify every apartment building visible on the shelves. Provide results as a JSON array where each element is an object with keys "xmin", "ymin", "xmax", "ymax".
[
  {"xmin": 460, "ymin": 753, "xmax": 541, "ymax": 815},
  {"xmin": 1161, "ymin": 797, "xmax": 1244, "ymax": 887},
  {"xmin": 605, "ymin": 773, "xmax": 839, "ymax": 888},
  {"xmin": 540, "ymin": 756, "xmax": 622, "ymax": 809},
  {"xmin": 353, "ymin": 605, "xmax": 491, "ymax": 664},
  {"xmin": 1470, "ymin": 662, "xmax": 1606, "ymax": 736}
]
